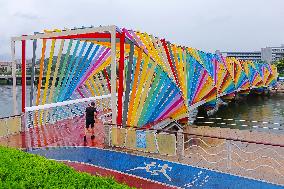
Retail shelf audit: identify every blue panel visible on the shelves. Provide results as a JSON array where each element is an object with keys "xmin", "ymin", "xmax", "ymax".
[{"xmin": 136, "ymin": 130, "xmax": 146, "ymax": 148}]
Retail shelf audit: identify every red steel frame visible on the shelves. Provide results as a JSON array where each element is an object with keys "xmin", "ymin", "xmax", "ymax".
[
  {"xmin": 22, "ymin": 39, "xmax": 26, "ymax": 113},
  {"xmin": 20, "ymin": 31, "xmax": 125, "ymax": 122},
  {"xmin": 117, "ymin": 31, "xmax": 125, "ymax": 125}
]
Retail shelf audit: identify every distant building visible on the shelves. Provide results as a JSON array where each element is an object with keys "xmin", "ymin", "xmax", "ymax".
[
  {"xmin": 218, "ymin": 51, "xmax": 261, "ymax": 61},
  {"xmin": 0, "ymin": 61, "xmax": 12, "ymax": 73},
  {"xmin": 261, "ymin": 44, "xmax": 284, "ymax": 63},
  {"xmin": 217, "ymin": 44, "xmax": 284, "ymax": 63}
]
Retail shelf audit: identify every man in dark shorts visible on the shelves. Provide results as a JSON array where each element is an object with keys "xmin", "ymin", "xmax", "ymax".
[{"xmin": 84, "ymin": 102, "xmax": 98, "ymax": 141}]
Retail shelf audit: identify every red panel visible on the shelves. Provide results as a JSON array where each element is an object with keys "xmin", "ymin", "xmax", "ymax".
[
  {"xmin": 117, "ymin": 32, "xmax": 125, "ymax": 125},
  {"xmin": 48, "ymin": 32, "xmax": 121, "ymax": 40},
  {"xmin": 49, "ymin": 33, "xmax": 111, "ymax": 40},
  {"xmin": 161, "ymin": 39, "xmax": 179, "ymax": 85},
  {"xmin": 21, "ymin": 40, "xmax": 26, "ymax": 113},
  {"xmin": 103, "ymin": 68, "xmax": 111, "ymax": 92}
]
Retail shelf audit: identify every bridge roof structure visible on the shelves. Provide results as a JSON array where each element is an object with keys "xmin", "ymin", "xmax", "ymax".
[{"xmin": 11, "ymin": 25, "xmax": 278, "ymax": 128}]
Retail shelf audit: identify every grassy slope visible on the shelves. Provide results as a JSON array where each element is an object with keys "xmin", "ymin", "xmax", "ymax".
[{"xmin": 0, "ymin": 146, "xmax": 133, "ymax": 189}]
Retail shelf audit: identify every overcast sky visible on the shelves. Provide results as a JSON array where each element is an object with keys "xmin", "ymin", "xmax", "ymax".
[{"xmin": 0, "ymin": 0, "xmax": 283, "ymax": 60}]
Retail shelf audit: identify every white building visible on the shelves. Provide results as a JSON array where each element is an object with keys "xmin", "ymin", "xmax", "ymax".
[
  {"xmin": 217, "ymin": 44, "xmax": 284, "ymax": 63},
  {"xmin": 218, "ymin": 51, "xmax": 261, "ymax": 61},
  {"xmin": 261, "ymin": 44, "xmax": 284, "ymax": 63}
]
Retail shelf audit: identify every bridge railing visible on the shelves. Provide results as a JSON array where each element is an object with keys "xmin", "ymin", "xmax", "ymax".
[
  {"xmin": 0, "ymin": 115, "xmax": 23, "ymax": 139},
  {"xmin": 182, "ymin": 132, "xmax": 284, "ymax": 185},
  {"xmin": 104, "ymin": 124, "xmax": 177, "ymax": 156},
  {"xmin": 104, "ymin": 123, "xmax": 284, "ymax": 185}
]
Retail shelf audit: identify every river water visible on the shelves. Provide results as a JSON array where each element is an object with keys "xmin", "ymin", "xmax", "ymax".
[
  {"xmin": 194, "ymin": 93, "xmax": 284, "ymax": 132},
  {"xmin": 0, "ymin": 85, "xmax": 283, "ymax": 132}
]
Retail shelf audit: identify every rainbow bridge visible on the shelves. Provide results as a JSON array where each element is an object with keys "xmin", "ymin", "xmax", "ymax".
[
  {"xmin": 4, "ymin": 25, "xmax": 282, "ymax": 188},
  {"xmin": 10, "ymin": 25, "xmax": 278, "ymax": 128}
]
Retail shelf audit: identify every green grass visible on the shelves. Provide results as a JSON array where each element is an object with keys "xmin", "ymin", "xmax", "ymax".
[{"xmin": 0, "ymin": 146, "xmax": 133, "ymax": 189}]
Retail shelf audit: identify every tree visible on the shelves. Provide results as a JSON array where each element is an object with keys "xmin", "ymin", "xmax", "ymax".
[{"xmin": 275, "ymin": 59, "xmax": 284, "ymax": 75}]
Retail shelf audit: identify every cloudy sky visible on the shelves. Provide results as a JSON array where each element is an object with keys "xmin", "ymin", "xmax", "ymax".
[{"xmin": 0, "ymin": 0, "xmax": 283, "ymax": 60}]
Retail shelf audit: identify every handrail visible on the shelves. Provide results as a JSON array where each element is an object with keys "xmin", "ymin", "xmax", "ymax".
[
  {"xmin": 106, "ymin": 123, "xmax": 284, "ymax": 148},
  {"xmin": 0, "ymin": 114, "xmax": 22, "ymax": 120}
]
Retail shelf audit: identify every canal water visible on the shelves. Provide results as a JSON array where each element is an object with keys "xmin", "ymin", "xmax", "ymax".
[{"xmin": 0, "ymin": 85, "xmax": 283, "ymax": 132}]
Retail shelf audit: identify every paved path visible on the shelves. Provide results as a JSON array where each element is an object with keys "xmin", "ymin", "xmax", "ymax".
[
  {"xmin": 0, "ymin": 116, "xmax": 105, "ymax": 149},
  {"xmin": 30, "ymin": 147, "xmax": 283, "ymax": 189}
]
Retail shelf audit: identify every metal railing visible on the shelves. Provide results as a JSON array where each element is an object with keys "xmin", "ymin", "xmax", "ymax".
[
  {"xmin": 0, "ymin": 114, "xmax": 22, "ymax": 138},
  {"xmin": 104, "ymin": 123, "xmax": 284, "ymax": 185},
  {"xmin": 182, "ymin": 132, "xmax": 284, "ymax": 185}
]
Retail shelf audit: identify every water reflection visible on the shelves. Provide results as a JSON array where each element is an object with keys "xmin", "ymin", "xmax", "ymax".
[{"xmin": 1, "ymin": 86, "xmax": 284, "ymax": 133}]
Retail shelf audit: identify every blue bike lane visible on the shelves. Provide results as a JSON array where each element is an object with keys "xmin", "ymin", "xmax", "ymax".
[{"xmin": 30, "ymin": 147, "xmax": 283, "ymax": 189}]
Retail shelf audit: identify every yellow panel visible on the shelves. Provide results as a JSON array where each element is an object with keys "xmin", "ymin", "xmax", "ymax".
[
  {"xmin": 157, "ymin": 133, "xmax": 176, "ymax": 156},
  {"xmin": 111, "ymin": 127, "xmax": 126, "ymax": 147},
  {"xmin": 125, "ymin": 128, "xmax": 136, "ymax": 149},
  {"xmin": 145, "ymin": 131, "xmax": 158, "ymax": 153},
  {"xmin": 6, "ymin": 116, "xmax": 21, "ymax": 134},
  {"xmin": 0, "ymin": 119, "xmax": 8, "ymax": 137}
]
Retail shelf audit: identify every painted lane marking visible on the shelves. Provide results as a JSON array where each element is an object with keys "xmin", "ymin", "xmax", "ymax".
[
  {"xmin": 63, "ymin": 161, "xmax": 176, "ymax": 189},
  {"xmin": 127, "ymin": 162, "xmax": 172, "ymax": 181}
]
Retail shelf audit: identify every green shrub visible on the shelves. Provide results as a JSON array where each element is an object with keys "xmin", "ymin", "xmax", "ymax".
[{"xmin": 0, "ymin": 146, "xmax": 133, "ymax": 189}]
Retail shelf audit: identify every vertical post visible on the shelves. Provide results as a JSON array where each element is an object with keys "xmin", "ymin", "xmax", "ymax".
[
  {"xmin": 110, "ymin": 26, "xmax": 117, "ymax": 124},
  {"xmin": 11, "ymin": 40, "xmax": 18, "ymax": 115},
  {"xmin": 123, "ymin": 42, "xmax": 134, "ymax": 125},
  {"xmin": 104, "ymin": 124, "xmax": 111, "ymax": 147},
  {"xmin": 226, "ymin": 140, "xmax": 232, "ymax": 169},
  {"xmin": 117, "ymin": 31, "xmax": 125, "ymax": 126},
  {"xmin": 21, "ymin": 39, "xmax": 26, "ymax": 113},
  {"xmin": 177, "ymin": 130, "xmax": 184, "ymax": 161},
  {"xmin": 21, "ymin": 39, "xmax": 27, "ymax": 149},
  {"xmin": 30, "ymin": 37, "xmax": 37, "ymax": 106}
]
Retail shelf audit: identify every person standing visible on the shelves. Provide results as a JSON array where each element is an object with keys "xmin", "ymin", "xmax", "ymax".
[{"xmin": 84, "ymin": 102, "xmax": 98, "ymax": 141}]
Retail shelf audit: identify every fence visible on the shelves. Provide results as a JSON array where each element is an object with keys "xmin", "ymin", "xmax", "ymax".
[
  {"xmin": 104, "ymin": 124, "xmax": 177, "ymax": 156},
  {"xmin": 0, "ymin": 115, "xmax": 22, "ymax": 138},
  {"xmin": 104, "ymin": 123, "xmax": 284, "ymax": 185},
  {"xmin": 183, "ymin": 133, "xmax": 284, "ymax": 185}
]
